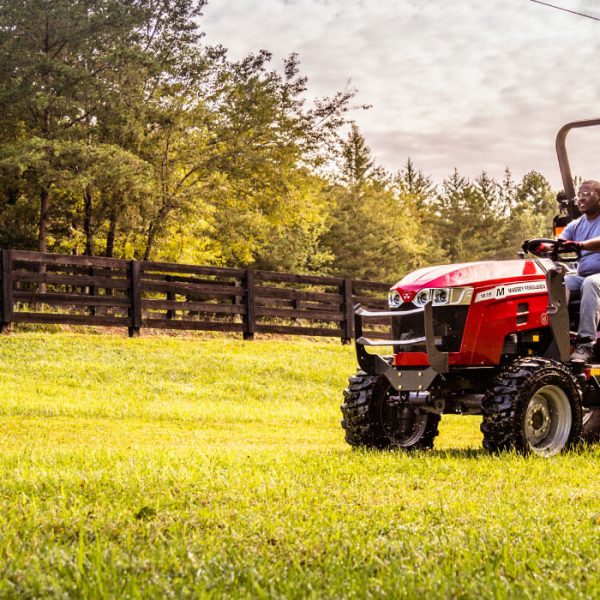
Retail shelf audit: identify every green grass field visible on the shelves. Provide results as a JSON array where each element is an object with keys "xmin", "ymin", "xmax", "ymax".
[{"xmin": 1, "ymin": 333, "xmax": 600, "ymax": 598}]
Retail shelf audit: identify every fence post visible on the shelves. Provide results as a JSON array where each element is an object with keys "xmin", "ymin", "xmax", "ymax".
[
  {"xmin": 1, "ymin": 249, "xmax": 13, "ymax": 333},
  {"xmin": 243, "ymin": 268, "xmax": 255, "ymax": 340},
  {"xmin": 128, "ymin": 260, "xmax": 142, "ymax": 337},
  {"xmin": 341, "ymin": 278, "xmax": 354, "ymax": 344}
]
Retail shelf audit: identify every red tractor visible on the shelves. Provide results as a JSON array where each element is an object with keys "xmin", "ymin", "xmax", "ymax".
[{"xmin": 342, "ymin": 118, "xmax": 600, "ymax": 456}]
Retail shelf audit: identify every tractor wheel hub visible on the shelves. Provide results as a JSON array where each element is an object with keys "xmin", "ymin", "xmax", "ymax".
[{"xmin": 525, "ymin": 398, "xmax": 552, "ymax": 443}]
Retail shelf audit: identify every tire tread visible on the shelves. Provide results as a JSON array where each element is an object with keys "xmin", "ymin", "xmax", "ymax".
[{"xmin": 481, "ymin": 357, "xmax": 582, "ymax": 454}]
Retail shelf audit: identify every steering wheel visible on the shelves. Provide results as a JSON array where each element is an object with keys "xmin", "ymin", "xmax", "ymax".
[{"xmin": 522, "ymin": 238, "xmax": 581, "ymax": 260}]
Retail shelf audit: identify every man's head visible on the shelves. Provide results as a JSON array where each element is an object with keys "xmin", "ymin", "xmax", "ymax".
[{"xmin": 577, "ymin": 180, "xmax": 600, "ymax": 218}]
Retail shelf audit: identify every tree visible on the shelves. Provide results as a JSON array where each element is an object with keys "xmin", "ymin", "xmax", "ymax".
[
  {"xmin": 394, "ymin": 158, "xmax": 435, "ymax": 211},
  {"xmin": 428, "ymin": 169, "xmax": 506, "ymax": 263},
  {"xmin": 497, "ymin": 167, "xmax": 517, "ymax": 218},
  {"xmin": 392, "ymin": 159, "xmax": 444, "ymax": 269},
  {"xmin": 340, "ymin": 123, "xmax": 377, "ymax": 186},
  {"xmin": 78, "ymin": 145, "xmax": 153, "ymax": 257},
  {"xmin": 502, "ymin": 170, "xmax": 556, "ymax": 255},
  {"xmin": 0, "ymin": 0, "xmax": 206, "ymax": 254},
  {"xmin": 1, "ymin": 0, "xmax": 128, "ymax": 250},
  {"xmin": 145, "ymin": 50, "xmax": 358, "ymax": 265},
  {"xmin": 0, "ymin": 1, "xmax": 562, "ymax": 277},
  {"xmin": 321, "ymin": 127, "xmax": 432, "ymax": 280}
]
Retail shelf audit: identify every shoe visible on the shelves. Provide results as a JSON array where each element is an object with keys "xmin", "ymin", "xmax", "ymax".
[{"xmin": 571, "ymin": 344, "xmax": 594, "ymax": 363}]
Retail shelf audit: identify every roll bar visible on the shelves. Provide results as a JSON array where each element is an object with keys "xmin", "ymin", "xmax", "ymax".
[{"xmin": 556, "ymin": 117, "xmax": 600, "ymax": 219}]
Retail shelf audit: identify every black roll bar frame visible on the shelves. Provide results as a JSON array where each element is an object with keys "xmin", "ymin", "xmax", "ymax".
[{"xmin": 556, "ymin": 117, "xmax": 600, "ymax": 220}]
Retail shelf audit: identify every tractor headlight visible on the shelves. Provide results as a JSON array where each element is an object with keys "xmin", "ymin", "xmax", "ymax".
[
  {"xmin": 414, "ymin": 289, "xmax": 431, "ymax": 306},
  {"xmin": 413, "ymin": 287, "xmax": 473, "ymax": 307},
  {"xmin": 388, "ymin": 290, "xmax": 402, "ymax": 308},
  {"xmin": 433, "ymin": 288, "xmax": 449, "ymax": 304}
]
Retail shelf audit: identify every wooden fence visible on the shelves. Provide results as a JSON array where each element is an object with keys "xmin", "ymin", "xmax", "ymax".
[{"xmin": 0, "ymin": 250, "xmax": 390, "ymax": 342}]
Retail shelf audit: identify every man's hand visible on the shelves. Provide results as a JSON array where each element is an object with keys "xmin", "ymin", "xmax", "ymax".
[
  {"xmin": 561, "ymin": 240, "xmax": 583, "ymax": 253},
  {"xmin": 530, "ymin": 241, "xmax": 553, "ymax": 254}
]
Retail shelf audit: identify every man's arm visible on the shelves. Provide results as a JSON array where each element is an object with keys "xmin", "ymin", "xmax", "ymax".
[
  {"xmin": 578, "ymin": 236, "xmax": 600, "ymax": 251},
  {"xmin": 558, "ymin": 220, "xmax": 574, "ymax": 242},
  {"xmin": 560, "ymin": 222, "xmax": 600, "ymax": 251}
]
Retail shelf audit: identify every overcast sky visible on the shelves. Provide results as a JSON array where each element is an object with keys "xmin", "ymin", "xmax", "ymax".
[{"xmin": 203, "ymin": 0, "xmax": 600, "ymax": 189}]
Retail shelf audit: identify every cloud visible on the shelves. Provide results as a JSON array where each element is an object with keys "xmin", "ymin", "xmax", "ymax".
[{"xmin": 203, "ymin": 0, "xmax": 600, "ymax": 187}]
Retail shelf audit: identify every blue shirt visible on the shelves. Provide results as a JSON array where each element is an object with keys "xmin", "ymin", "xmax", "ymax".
[{"xmin": 562, "ymin": 214, "xmax": 600, "ymax": 276}]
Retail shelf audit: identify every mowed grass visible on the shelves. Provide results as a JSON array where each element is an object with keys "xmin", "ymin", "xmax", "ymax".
[{"xmin": 1, "ymin": 333, "xmax": 600, "ymax": 599}]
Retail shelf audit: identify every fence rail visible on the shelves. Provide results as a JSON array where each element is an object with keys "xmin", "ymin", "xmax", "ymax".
[{"xmin": 0, "ymin": 250, "xmax": 391, "ymax": 342}]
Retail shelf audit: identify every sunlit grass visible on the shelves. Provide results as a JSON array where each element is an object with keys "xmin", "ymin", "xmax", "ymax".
[{"xmin": 1, "ymin": 333, "xmax": 599, "ymax": 598}]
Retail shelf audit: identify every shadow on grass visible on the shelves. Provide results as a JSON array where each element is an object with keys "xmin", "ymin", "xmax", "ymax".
[
  {"xmin": 433, "ymin": 441, "xmax": 600, "ymax": 459},
  {"xmin": 350, "ymin": 446, "xmax": 487, "ymax": 459},
  {"xmin": 429, "ymin": 447, "xmax": 487, "ymax": 459},
  {"xmin": 350, "ymin": 443, "xmax": 600, "ymax": 460}
]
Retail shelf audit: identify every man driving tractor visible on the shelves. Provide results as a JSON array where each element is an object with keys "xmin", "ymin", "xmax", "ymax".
[{"xmin": 556, "ymin": 179, "xmax": 600, "ymax": 362}]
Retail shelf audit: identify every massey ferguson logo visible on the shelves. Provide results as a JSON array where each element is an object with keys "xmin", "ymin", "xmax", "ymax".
[
  {"xmin": 475, "ymin": 281, "xmax": 546, "ymax": 303},
  {"xmin": 399, "ymin": 290, "xmax": 415, "ymax": 302}
]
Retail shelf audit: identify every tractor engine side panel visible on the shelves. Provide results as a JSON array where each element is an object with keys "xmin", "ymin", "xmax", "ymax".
[{"xmin": 458, "ymin": 293, "xmax": 550, "ymax": 365}]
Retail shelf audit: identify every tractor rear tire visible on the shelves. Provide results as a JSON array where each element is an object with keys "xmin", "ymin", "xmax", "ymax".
[
  {"xmin": 481, "ymin": 358, "xmax": 582, "ymax": 456},
  {"xmin": 582, "ymin": 409, "xmax": 600, "ymax": 443},
  {"xmin": 341, "ymin": 370, "xmax": 440, "ymax": 451}
]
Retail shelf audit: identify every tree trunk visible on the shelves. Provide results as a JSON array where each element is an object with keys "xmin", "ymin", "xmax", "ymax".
[
  {"xmin": 38, "ymin": 186, "xmax": 50, "ymax": 253},
  {"xmin": 144, "ymin": 220, "xmax": 156, "ymax": 261},
  {"xmin": 105, "ymin": 210, "xmax": 118, "ymax": 258},
  {"xmin": 144, "ymin": 201, "xmax": 172, "ymax": 261},
  {"xmin": 83, "ymin": 184, "xmax": 94, "ymax": 256},
  {"xmin": 37, "ymin": 185, "xmax": 51, "ymax": 295},
  {"xmin": 38, "ymin": 12, "xmax": 52, "ymax": 256}
]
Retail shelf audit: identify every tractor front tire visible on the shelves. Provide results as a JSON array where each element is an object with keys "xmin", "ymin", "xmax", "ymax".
[
  {"xmin": 481, "ymin": 358, "xmax": 582, "ymax": 456},
  {"xmin": 341, "ymin": 370, "xmax": 440, "ymax": 451}
]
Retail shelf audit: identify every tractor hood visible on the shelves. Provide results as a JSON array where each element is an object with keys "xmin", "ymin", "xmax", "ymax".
[{"xmin": 391, "ymin": 259, "xmax": 551, "ymax": 293}]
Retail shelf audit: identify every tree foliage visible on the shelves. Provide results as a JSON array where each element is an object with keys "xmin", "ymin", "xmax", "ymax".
[{"xmin": 0, "ymin": 1, "xmax": 565, "ymax": 282}]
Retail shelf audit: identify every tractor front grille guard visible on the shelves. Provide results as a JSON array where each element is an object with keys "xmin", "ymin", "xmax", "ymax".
[{"xmin": 354, "ymin": 302, "xmax": 450, "ymax": 377}]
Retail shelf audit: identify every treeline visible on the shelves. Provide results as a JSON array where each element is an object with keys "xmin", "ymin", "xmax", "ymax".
[{"xmin": 0, "ymin": 0, "xmax": 557, "ymax": 282}]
